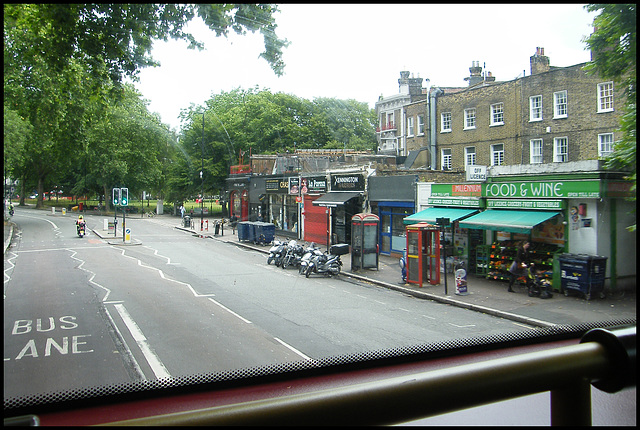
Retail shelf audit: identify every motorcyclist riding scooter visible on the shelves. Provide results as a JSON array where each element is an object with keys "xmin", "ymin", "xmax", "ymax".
[{"xmin": 76, "ymin": 214, "xmax": 86, "ymax": 238}]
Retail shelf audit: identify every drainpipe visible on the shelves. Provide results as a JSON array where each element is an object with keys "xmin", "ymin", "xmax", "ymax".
[{"xmin": 429, "ymin": 87, "xmax": 443, "ymax": 169}]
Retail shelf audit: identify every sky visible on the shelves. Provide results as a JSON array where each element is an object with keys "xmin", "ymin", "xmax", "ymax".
[{"xmin": 133, "ymin": 4, "xmax": 598, "ymax": 131}]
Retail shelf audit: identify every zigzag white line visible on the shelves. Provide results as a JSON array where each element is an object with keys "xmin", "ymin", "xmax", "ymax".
[
  {"xmin": 67, "ymin": 249, "xmax": 113, "ymax": 302},
  {"xmin": 113, "ymin": 246, "xmax": 213, "ymax": 298},
  {"xmin": 142, "ymin": 245, "xmax": 180, "ymax": 265}
]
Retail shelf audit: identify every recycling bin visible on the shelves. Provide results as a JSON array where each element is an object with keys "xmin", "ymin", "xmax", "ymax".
[
  {"xmin": 253, "ymin": 222, "xmax": 275, "ymax": 245},
  {"xmin": 237, "ymin": 221, "xmax": 253, "ymax": 242},
  {"xmin": 559, "ymin": 253, "xmax": 607, "ymax": 300},
  {"xmin": 183, "ymin": 215, "xmax": 191, "ymax": 228}
]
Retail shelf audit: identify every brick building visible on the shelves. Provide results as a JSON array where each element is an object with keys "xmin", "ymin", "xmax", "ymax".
[
  {"xmin": 375, "ymin": 71, "xmax": 428, "ymax": 156},
  {"xmin": 406, "ymin": 47, "xmax": 622, "ymax": 171}
]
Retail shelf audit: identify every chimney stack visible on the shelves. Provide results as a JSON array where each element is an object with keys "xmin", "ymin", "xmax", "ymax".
[{"xmin": 530, "ymin": 47, "xmax": 550, "ymax": 75}]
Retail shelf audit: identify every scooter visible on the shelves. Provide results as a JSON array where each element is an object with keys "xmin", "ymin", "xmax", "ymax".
[
  {"xmin": 281, "ymin": 240, "xmax": 304, "ymax": 269},
  {"xmin": 76, "ymin": 221, "xmax": 86, "ymax": 238},
  {"xmin": 299, "ymin": 243, "xmax": 322, "ymax": 274},
  {"xmin": 304, "ymin": 244, "xmax": 349, "ymax": 278},
  {"xmin": 266, "ymin": 240, "xmax": 286, "ymax": 265}
]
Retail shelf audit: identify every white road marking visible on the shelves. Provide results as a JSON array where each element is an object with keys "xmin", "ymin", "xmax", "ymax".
[
  {"xmin": 274, "ymin": 337, "xmax": 312, "ymax": 361},
  {"xmin": 114, "ymin": 303, "xmax": 171, "ymax": 380},
  {"xmin": 208, "ymin": 298, "xmax": 252, "ymax": 324}
]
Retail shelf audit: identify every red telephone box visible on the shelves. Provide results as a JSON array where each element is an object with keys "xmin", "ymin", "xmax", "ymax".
[{"xmin": 405, "ymin": 222, "xmax": 440, "ymax": 287}]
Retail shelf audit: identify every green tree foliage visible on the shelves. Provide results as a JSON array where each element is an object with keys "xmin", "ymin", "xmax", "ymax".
[
  {"xmin": 178, "ymin": 89, "xmax": 377, "ymax": 197},
  {"xmin": 583, "ymin": 4, "xmax": 636, "ymax": 230},
  {"xmin": 4, "ymin": 4, "xmax": 288, "ymax": 208},
  {"xmin": 4, "ymin": 4, "xmax": 288, "ymax": 90},
  {"xmin": 83, "ymin": 85, "xmax": 175, "ymax": 209}
]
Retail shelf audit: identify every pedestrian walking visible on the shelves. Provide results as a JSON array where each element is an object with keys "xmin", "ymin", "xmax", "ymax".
[
  {"xmin": 180, "ymin": 205, "xmax": 185, "ymax": 218},
  {"xmin": 508, "ymin": 241, "xmax": 531, "ymax": 293}
]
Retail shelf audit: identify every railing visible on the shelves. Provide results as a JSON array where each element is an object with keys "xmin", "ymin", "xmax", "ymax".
[
  {"xmin": 107, "ymin": 325, "xmax": 635, "ymax": 426},
  {"xmin": 376, "ymin": 122, "xmax": 396, "ymax": 133},
  {"xmin": 229, "ymin": 164, "xmax": 251, "ymax": 174}
]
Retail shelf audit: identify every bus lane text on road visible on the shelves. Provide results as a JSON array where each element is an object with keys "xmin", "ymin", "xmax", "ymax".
[{"xmin": 5, "ymin": 315, "xmax": 94, "ymax": 361}]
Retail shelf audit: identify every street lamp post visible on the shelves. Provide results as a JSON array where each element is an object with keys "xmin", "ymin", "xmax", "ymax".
[{"xmin": 201, "ymin": 112, "xmax": 205, "ymax": 232}]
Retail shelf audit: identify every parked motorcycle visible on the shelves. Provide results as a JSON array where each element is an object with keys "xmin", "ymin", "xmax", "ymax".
[
  {"xmin": 281, "ymin": 240, "xmax": 304, "ymax": 269},
  {"xmin": 299, "ymin": 243, "xmax": 323, "ymax": 274},
  {"xmin": 304, "ymin": 244, "xmax": 349, "ymax": 278},
  {"xmin": 266, "ymin": 240, "xmax": 286, "ymax": 266},
  {"xmin": 76, "ymin": 221, "xmax": 86, "ymax": 238}
]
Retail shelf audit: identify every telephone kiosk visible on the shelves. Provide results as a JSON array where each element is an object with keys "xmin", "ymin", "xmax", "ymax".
[
  {"xmin": 351, "ymin": 213, "xmax": 379, "ymax": 271},
  {"xmin": 405, "ymin": 222, "xmax": 441, "ymax": 287}
]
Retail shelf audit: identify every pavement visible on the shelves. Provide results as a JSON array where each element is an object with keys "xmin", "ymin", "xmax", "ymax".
[{"xmin": 5, "ymin": 210, "xmax": 636, "ymax": 329}]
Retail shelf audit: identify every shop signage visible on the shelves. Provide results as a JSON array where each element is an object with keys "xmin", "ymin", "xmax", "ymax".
[
  {"xmin": 331, "ymin": 174, "xmax": 364, "ymax": 191},
  {"xmin": 303, "ymin": 177, "xmax": 327, "ymax": 194},
  {"xmin": 288, "ymin": 177, "xmax": 300, "ymax": 195},
  {"xmin": 465, "ymin": 165, "xmax": 487, "ymax": 182},
  {"xmin": 484, "ymin": 180, "xmax": 600, "ymax": 198},
  {"xmin": 431, "ymin": 183, "xmax": 482, "ymax": 197},
  {"xmin": 432, "ymin": 181, "xmax": 601, "ymax": 199},
  {"xmin": 265, "ymin": 178, "xmax": 289, "ymax": 194},
  {"xmin": 604, "ymin": 181, "xmax": 634, "ymax": 198},
  {"xmin": 428, "ymin": 197, "xmax": 483, "ymax": 208},
  {"xmin": 487, "ymin": 199, "xmax": 564, "ymax": 210}
]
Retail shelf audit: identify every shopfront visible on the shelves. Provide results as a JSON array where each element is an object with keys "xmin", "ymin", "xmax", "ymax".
[
  {"xmin": 368, "ymin": 175, "xmax": 417, "ymax": 256},
  {"xmin": 420, "ymin": 177, "xmax": 635, "ymax": 290},
  {"xmin": 312, "ymin": 173, "xmax": 364, "ymax": 246},
  {"xmin": 301, "ymin": 176, "xmax": 328, "ymax": 244},
  {"xmin": 226, "ymin": 176, "xmax": 250, "ymax": 221},
  {"xmin": 265, "ymin": 176, "xmax": 300, "ymax": 237}
]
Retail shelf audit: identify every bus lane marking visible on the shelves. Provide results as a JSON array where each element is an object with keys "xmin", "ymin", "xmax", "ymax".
[{"xmin": 113, "ymin": 303, "xmax": 171, "ymax": 380}]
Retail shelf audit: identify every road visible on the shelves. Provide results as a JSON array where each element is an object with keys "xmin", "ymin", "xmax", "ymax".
[{"xmin": 4, "ymin": 208, "xmax": 535, "ymax": 400}]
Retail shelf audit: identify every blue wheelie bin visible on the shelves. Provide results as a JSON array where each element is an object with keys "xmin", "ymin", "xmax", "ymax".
[
  {"xmin": 237, "ymin": 221, "xmax": 251, "ymax": 242},
  {"xmin": 253, "ymin": 222, "xmax": 275, "ymax": 245},
  {"xmin": 559, "ymin": 253, "xmax": 607, "ymax": 300}
]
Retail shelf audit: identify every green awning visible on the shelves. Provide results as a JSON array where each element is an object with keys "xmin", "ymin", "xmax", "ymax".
[
  {"xmin": 403, "ymin": 207, "xmax": 478, "ymax": 225},
  {"xmin": 458, "ymin": 210, "xmax": 560, "ymax": 234}
]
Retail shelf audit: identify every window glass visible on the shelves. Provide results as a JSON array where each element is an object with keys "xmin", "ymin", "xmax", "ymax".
[
  {"xmin": 491, "ymin": 103, "xmax": 504, "ymax": 125},
  {"xmin": 597, "ymin": 82, "xmax": 614, "ymax": 112},
  {"xmin": 554, "ymin": 137, "xmax": 568, "ymax": 162},
  {"xmin": 441, "ymin": 112, "xmax": 452, "ymax": 132},
  {"xmin": 554, "ymin": 90, "xmax": 567, "ymax": 118},
  {"xmin": 529, "ymin": 95, "xmax": 543, "ymax": 121}
]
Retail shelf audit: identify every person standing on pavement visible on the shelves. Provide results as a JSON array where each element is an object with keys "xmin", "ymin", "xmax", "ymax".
[
  {"xmin": 180, "ymin": 205, "xmax": 185, "ymax": 218},
  {"xmin": 508, "ymin": 241, "xmax": 532, "ymax": 293}
]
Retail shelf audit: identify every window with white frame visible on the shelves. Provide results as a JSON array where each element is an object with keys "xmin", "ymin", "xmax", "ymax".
[
  {"xmin": 530, "ymin": 139, "xmax": 543, "ymax": 164},
  {"xmin": 553, "ymin": 137, "xmax": 568, "ymax": 162},
  {"xmin": 465, "ymin": 147, "xmax": 476, "ymax": 166},
  {"xmin": 417, "ymin": 115, "xmax": 425, "ymax": 135},
  {"xmin": 554, "ymin": 90, "xmax": 567, "ymax": 118},
  {"xmin": 597, "ymin": 82, "xmax": 614, "ymax": 112},
  {"xmin": 441, "ymin": 112, "xmax": 452, "ymax": 132},
  {"xmin": 491, "ymin": 144, "xmax": 504, "ymax": 165},
  {"xmin": 598, "ymin": 133, "xmax": 614, "ymax": 157},
  {"xmin": 407, "ymin": 116, "xmax": 414, "ymax": 137},
  {"xmin": 529, "ymin": 95, "xmax": 543, "ymax": 121},
  {"xmin": 441, "ymin": 148, "xmax": 452, "ymax": 170},
  {"xmin": 464, "ymin": 108, "xmax": 476, "ymax": 129},
  {"xmin": 490, "ymin": 103, "xmax": 504, "ymax": 126}
]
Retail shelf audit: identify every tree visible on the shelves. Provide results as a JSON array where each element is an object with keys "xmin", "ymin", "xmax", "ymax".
[
  {"xmin": 4, "ymin": 4, "xmax": 288, "ymax": 209},
  {"xmin": 3, "ymin": 4, "xmax": 289, "ymax": 90},
  {"xmin": 583, "ymin": 4, "xmax": 636, "ymax": 230}
]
